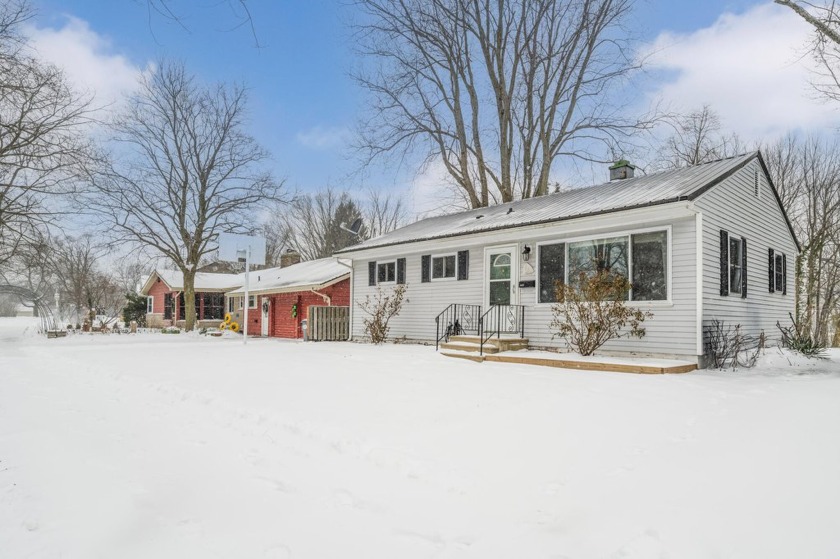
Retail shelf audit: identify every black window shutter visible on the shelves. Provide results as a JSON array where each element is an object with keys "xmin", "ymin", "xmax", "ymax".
[
  {"xmin": 421, "ymin": 255, "xmax": 431, "ymax": 283},
  {"xmin": 768, "ymin": 248, "xmax": 775, "ymax": 293},
  {"xmin": 457, "ymin": 250, "xmax": 469, "ymax": 280},
  {"xmin": 782, "ymin": 253, "xmax": 787, "ymax": 295},
  {"xmin": 368, "ymin": 261, "xmax": 376, "ymax": 286},
  {"xmin": 719, "ymin": 230, "xmax": 729, "ymax": 296},
  {"xmin": 741, "ymin": 237, "xmax": 747, "ymax": 298},
  {"xmin": 396, "ymin": 258, "xmax": 406, "ymax": 284}
]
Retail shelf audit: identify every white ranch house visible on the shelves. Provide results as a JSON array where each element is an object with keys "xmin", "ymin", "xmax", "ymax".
[{"xmin": 336, "ymin": 152, "xmax": 799, "ymax": 367}]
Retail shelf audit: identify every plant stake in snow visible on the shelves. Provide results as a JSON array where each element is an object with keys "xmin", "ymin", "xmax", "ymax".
[{"xmin": 217, "ymin": 233, "xmax": 266, "ymax": 345}]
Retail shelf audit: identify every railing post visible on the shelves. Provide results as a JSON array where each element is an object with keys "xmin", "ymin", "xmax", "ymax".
[{"xmin": 435, "ymin": 316, "xmax": 440, "ymax": 351}]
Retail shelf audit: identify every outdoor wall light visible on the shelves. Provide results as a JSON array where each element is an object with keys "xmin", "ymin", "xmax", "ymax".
[{"xmin": 522, "ymin": 245, "xmax": 531, "ymax": 262}]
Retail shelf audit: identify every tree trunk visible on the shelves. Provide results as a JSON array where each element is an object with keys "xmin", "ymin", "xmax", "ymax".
[{"xmin": 183, "ymin": 268, "xmax": 196, "ymax": 331}]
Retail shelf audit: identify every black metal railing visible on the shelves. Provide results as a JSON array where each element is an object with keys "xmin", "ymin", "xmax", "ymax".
[
  {"xmin": 478, "ymin": 304, "xmax": 525, "ymax": 355},
  {"xmin": 435, "ymin": 304, "xmax": 482, "ymax": 350}
]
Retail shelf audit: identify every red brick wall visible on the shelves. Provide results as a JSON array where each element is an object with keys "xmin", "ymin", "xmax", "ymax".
[
  {"xmin": 146, "ymin": 278, "xmax": 170, "ymax": 314},
  {"xmin": 250, "ymin": 278, "xmax": 351, "ymax": 339}
]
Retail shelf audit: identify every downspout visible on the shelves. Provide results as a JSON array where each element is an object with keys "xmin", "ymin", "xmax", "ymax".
[
  {"xmin": 335, "ymin": 257, "xmax": 354, "ymax": 341},
  {"xmin": 310, "ymin": 287, "xmax": 331, "ymax": 306}
]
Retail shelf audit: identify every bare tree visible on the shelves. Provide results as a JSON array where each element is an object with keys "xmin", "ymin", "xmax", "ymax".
[
  {"xmin": 764, "ymin": 134, "xmax": 840, "ymax": 346},
  {"xmin": 263, "ymin": 187, "xmax": 408, "ymax": 262},
  {"xmin": 364, "ymin": 188, "xmax": 409, "ymax": 239},
  {"xmin": 775, "ymin": 1, "xmax": 840, "ymax": 102},
  {"xmin": 268, "ymin": 187, "xmax": 365, "ymax": 261},
  {"xmin": 87, "ymin": 61, "xmax": 284, "ymax": 330},
  {"xmin": 353, "ymin": 0, "xmax": 652, "ymax": 209},
  {"xmin": 141, "ymin": 0, "xmax": 261, "ymax": 47},
  {"xmin": 0, "ymin": 0, "xmax": 95, "ymax": 268},
  {"xmin": 50, "ymin": 235, "xmax": 100, "ymax": 323},
  {"xmin": 658, "ymin": 105, "xmax": 745, "ymax": 169}
]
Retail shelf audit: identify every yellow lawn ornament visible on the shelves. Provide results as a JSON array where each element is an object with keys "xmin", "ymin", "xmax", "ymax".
[
  {"xmin": 229, "ymin": 321, "xmax": 240, "ymax": 332},
  {"xmin": 219, "ymin": 322, "xmax": 227, "ymax": 330},
  {"xmin": 224, "ymin": 313, "xmax": 232, "ymax": 324}
]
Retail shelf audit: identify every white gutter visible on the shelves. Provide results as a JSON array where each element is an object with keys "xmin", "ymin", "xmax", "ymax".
[
  {"xmin": 310, "ymin": 288, "xmax": 331, "ymax": 306},
  {"xmin": 335, "ymin": 257, "xmax": 354, "ymax": 342}
]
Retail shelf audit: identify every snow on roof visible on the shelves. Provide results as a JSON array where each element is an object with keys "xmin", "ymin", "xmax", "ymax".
[
  {"xmin": 225, "ymin": 258, "xmax": 349, "ymax": 295},
  {"xmin": 337, "ymin": 153, "xmax": 758, "ymax": 253},
  {"xmin": 151, "ymin": 270, "xmax": 244, "ymax": 292}
]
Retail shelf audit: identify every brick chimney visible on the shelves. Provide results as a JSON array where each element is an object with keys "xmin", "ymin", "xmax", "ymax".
[
  {"xmin": 280, "ymin": 248, "xmax": 301, "ymax": 268},
  {"xmin": 609, "ymin": 159, "xmax": 635, "ymax": 181}
]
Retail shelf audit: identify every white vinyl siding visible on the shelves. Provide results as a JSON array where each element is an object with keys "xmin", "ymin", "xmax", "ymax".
[
  {"xmin": 351, "ymin": 214, "xmax": 698, "ymax": 359},
  {"xmin": 696, "ymin": 159, "xmax": 797, "ymax": 341}
]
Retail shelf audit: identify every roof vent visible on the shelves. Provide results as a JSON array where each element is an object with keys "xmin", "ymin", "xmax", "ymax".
[
  {"xmin": 506, "ymin": 207, "xmax": 514, "ymax": 214},
  {"xmin": 609, "ymin": 159, "xmax": 635, "ymax": 181}
]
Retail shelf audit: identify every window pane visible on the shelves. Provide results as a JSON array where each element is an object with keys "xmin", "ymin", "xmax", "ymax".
[
  {"xmin": 568, "ymin": 237, "xmax": 628, "ymax": 288},
  {"xmin": 539, "ymin": 243, "xmax": 565, "ymax": 303},
  {"xmin": 378, "ymin": 263, "xmax": 386, "ymax": 283},
  {"xmin": 631, "ymin": 231, "xmax": 667, "ymax": 301},
  {"xmin": 489, "ymin": 281, "xmax": 510, "ymax": 305},
  {"xmin": 444, "ymin": 255, "xmax": 456, "ymax": 277},
  {"xmin": 387, "ymin": 262, "xmax": 395, "ymax": 281},
  {"xmin": 729, "ymin": 238, "xmax": 742, "ymax": 293},
  {"xmin": 432, "ymin": 257, "xmax": 444, "ymax": 278},
  {"xmin": 775, "ymin": 254, "xmax": 784, "ymax": 291},
  {"xmin": 490, "ymin": 253, "xmax": 511, "ymax": 280}
]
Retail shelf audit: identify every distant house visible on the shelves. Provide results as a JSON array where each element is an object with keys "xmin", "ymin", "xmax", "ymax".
[
  {"xmin": 14, "ymin": 303, "xmax": 35, "ymax": 318},
  {"xmin": 140, "ymin": 270, "xmax": 240, "ymax": 328},
  {"xmin": 225, "ymin": 258, "xmax": 350, "ymax": 339},
  {"xmin": 335, "ymin": 152, "xmax": 799, "ymax": 367},
  {"xmin": 139, "ymin": 255, "xmax": 350, "ymax": 336}
]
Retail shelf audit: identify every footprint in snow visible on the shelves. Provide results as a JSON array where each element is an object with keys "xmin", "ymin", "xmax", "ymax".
[{"xmin": 609, "ymin": 529, "xmax": 668, "ymax": 559}]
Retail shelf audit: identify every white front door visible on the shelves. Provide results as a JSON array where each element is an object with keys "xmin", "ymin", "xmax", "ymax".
[
  {"xmin": 485, "ymin": 245, "xmax": 518, "ymax": 308},
  {"xmin": 261, "ymin": 297, "xmax": 270, "ymax": 336}
]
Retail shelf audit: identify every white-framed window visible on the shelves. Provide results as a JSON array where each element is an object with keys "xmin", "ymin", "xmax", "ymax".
[
  {"xmin": 729, "ymin": 236, "xmax": 743, "ymax": 295},
  {"xmin": 377, "ymin": 261, "xmax": 396, "ymax": 284},
  {"xmin": 537, "ymin": 228, "xmax": 669, "ymax": 304},
  {"xmin": 146, "ymin": 296, "xmax": 154, "ymax": 313},
  {"xmin": 248, "ymin": 295, "xmax": 256, "ymax": 309},
  {"xmin": 431, "ymin": 253, "xmax": 457, "ymax": 280}
]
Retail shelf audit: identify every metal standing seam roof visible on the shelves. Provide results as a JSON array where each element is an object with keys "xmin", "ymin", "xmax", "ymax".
[{"xmin": 336, "ymin": 153, "xmax": 759, "ymax": 254}]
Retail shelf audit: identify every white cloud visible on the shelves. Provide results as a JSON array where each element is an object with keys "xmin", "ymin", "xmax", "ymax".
[
  {"xmin": 643, "ymin": 3, "xmax": 840, "ymax": 141},
  {"xmin": 25, "ymin": 16, "xmax": 151, "ymax": 110},
  {"xmin": 296, "ymin": 126, "xmax": 352, "ymax": 149}
]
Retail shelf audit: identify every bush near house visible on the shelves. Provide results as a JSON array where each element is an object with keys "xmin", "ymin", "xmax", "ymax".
[
  {"xmin": 358, "ymin": 284, "xmax": 407, "ymax": 344},
  {"xmin": 550, "ymin": 270, "xmax": 652, "ymax": 356},
  {"xmin": 123, "ymin": 292, "xmax": 148, "ymax": 327}
]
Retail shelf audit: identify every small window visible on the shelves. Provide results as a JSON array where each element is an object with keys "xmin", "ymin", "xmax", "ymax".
[
  {"xmin": 377, "ymin": 261, "xmax": 396, "ymax": 283},
  {"xmin": 729, "ymin": 237, "xmax": 743, "ymax": 294},
  {"xmin": 431, "ymin": 254, "xmax": 457, "ymax": 280},
  {"xmin": 248, "ymin": 295, "xmax": 256, "ymax": 309},
  {"xmin": 146, "ymin": 296, "xmax": 154, "ymax": 313},
  {"xmin": 227, "ymin": 297, "xmax": 234, "ymax": 313},
  {"xmin": 773, "ymin": 252, "xmax": 786, "ymax": 293}
]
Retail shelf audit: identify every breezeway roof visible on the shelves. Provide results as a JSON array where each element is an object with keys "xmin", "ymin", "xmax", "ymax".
[
  {"xmin": 337, "ymin": 153, "xmax": 760, "ymax": 253},
  {"xmin": 141, "ymin": 259, "xmax": 349, "ymax": 296},
  {"xmin": 225, "ymin": 258, "xmax": 349, "ymax": 296}
]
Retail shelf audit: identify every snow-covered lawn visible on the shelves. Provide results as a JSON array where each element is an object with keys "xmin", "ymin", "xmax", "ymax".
[{"xmin": 1, "ymin": 317, "xmax": 839, "ymax": 558}]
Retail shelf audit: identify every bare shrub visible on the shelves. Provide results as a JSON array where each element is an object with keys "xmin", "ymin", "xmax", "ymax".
[
  {"xmin": 358, "ymin": 284, "xmax": 407, "ymax": 344},
  {"xmin": 777, "ymin": 313, "xmax": 828, "ymax": 359},
  {"xmin": 705, "ymin": 320, "xmax": 765, "ymax": 369},
  {"xmin": 550, "ymin": 271, "xmax": 652, "ymax": 356}
]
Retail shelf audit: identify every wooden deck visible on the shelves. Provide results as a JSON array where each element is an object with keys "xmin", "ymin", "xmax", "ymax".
[{"xmin": 440, "ymin": 350, "xmax": 697, "ymax": 374}]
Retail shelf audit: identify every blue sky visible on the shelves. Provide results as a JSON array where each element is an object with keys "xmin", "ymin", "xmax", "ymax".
[{"xmin": 27, "ymin": 1, "xmax": 840, "ymax": 213}]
